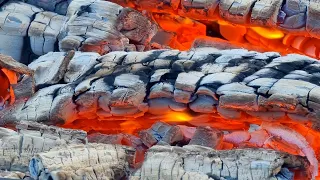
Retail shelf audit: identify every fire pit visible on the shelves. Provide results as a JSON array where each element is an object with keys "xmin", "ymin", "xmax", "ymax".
[{"xmin": 0, "ymin": 0, "xmax": 319, "ymax": 180}]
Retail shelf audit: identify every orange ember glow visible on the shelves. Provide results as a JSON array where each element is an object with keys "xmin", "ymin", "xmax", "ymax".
[
  {"xmin": 141, "ymin": 11, "xmax": 320, "ymax": 59},
  {"xmin": 0, "ymin": 68, "xmax": 17, "ymax": 107},
  {"xmin": 61, "ymin": 110, "xmax": 320, "ymax": 179}
]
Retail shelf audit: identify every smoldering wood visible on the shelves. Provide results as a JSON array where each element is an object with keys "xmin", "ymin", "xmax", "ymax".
[
  {"xmin": 0, "ymin": 0, "xmax": 158, "ymax": 62},
  {"xmin": 0, "ymin": 1, "xmax": 41, "ymax": 62},
  {"xmin": 29, "ymin": 143, "xmax": 135, "ymax": 180},
  {"xmin": 130, "ymin": 145, "xmax": 311, "ymax": 180},
  {"xmin": 0, "ymin": 54, "xmax": 33, "ymax": 76},
  {"xmin": 3, "ymin": 48, "xmax": 320, "ymax": 131},
  {"xmin": 28, "ymin": 12, "xmax": 68, "ymax": 56},
  {"xmin": 0, "ymin": 53, "xmax": 35, "ymax": 103},
  {"xmin": 88, "ymin": 132, "xmax": 145, "ymax": 149},
  {"xmin": 188, "ymin": 126, "xmax": 223, "ymax": 148},
  {"xmin": 109, "ymin": 0, "xmax": 320, "ymax": 39},
  {"xmin": 28, "ymin": 51, "xmax": 75, "ymax": 88},
  {"xmin": 0, "ymin": 121, "xmax": 87, "ymax": 172}
]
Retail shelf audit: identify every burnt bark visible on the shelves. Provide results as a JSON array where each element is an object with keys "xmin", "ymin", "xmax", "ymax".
[
  {"xmin": 29, "ymin": 143, "xmax": 135, "ymax": 180},
  {"xmin": 0, "ymin": 122, "xmax": 86, "ymax": 172},
  {"xmin": 110, "ymin": 0, "xmax": 319, "ymax": 38},
  {"xmin": 130, "ymin": 145, "xmax": 311, "ymax": 180},
  {"xmin": 0, "ymin": 0, "xmax": 158, "ymax": 62},
  {"xmin": 2, "ymin": 48, "xmax": 320, "ymax": 129}
]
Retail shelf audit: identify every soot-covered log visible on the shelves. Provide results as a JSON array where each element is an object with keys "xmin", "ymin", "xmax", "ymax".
[
  {"xmin": 2, "ymin": 48, "xmax": 320, "ymax": 128},
  {"xmin": 110, "ymin": 0, "xmax": 320, "ymax": 38},
  {"xmin": 130, "ymin": 145, "xmax": 310, "ymax": 180},
  {"xmin": 0, "ymin": 0, "xmax": 157, "ymax": 63}
]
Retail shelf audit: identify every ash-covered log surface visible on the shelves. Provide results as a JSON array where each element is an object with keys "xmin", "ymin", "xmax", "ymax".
[
  {"xmin": 0, "ymin": 0, "xmax": 157, "ymax": 63},
  {"xmin": 131, "ymin": 145, "xmax": 310, "ymax": 180},
  {"xmin": 2, "ymin": 47, "xmax": 320, "ymax": 129},
  {"xmin": 0, "ymin": 121, "xmax": 87, "ymax": 172},
  {"xmin": 0, "ymin": 121, "xmax": 314, "ymax": 180}
]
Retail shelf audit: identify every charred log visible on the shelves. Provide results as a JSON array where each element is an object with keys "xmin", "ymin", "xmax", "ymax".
[
  {"xmin": 109, "ymin": 0, "xmax": 320, "ymax": 39},
  {"xmin": 29, "ymin": 143, "xmax": 135, "ymax": 180},
  {"xmin": 130, "ymin": 145, "xmax": 311, "ymax": 180},
  {"xmin": 0, "ymin": 121, "xmax": 86, "ymax": 172},
  {"xmin": 2, "ymin": 48, "xmax": 320, "ymax": 127},
  {"xmin": 0, "ymin": 0, "xmax": 158, "ymax": 62}
]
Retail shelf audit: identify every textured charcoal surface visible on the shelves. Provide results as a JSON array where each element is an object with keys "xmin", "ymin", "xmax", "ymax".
[
  {"xmin": 110, "ymin": 0, "xmax": 320, "ymax": 38},
  {"xmin": 2, "ymin": 48, "xmax": 320, "ymax": 129},
  {"xmin": 0, "ymin": 121, "xmax": 87, "ymax": 172},
  {"xmin": 0, "ymin": 122, "xmax": 311, "ymax": 180},
  {"xmin": 0, "ymin": 0, "xmax": 157, "ymax": 62},
  {"xmin": 29, "ymin": 143, "xmax": 135, "ymax": 180},
  {"xmin": 130, "ymin": 145, "xmax": 310, "ymax": 180}
]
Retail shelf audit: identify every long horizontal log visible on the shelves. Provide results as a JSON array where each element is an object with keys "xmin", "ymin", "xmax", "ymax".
[
  {"xmin": 109, "ymin": 0, "xmax": 320, "ymax": 38},
  {"xmin": 130, "ymin": 145, "xmax": 311, "ymax": 180},
  {"xmin": 2, "ymin": 48, "xmax": 320, "ymax": 129}
]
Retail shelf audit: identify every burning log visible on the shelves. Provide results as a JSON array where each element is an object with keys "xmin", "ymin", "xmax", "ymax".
[
  {"xmin": 110, "ymin": 0, "xmax": 320, "ymax": 38},
  {"xmin": 0, "ymin": 54, "xmax": 34, "ymax": 110},
  {"xmin": 0, "ymin": 0, "xmax": 158, "ymax": 62},
  {"xmin": 2, "ymin": 48, "xmax": 320, "ymax": 130},
  {"xmin": 0, "ymin": 121, "xmax": 315, "ymax": 179},
  {"xmin": 130, "ymin": 145, "xmax": 311, "ymax": 180}
]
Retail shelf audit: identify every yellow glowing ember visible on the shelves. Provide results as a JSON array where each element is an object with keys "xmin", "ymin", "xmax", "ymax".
[
  {"xmin": 164, "ymin": 112, "xmax": 193, "ymax": 122},
  {"xmin": 250, "ymin": 27, "xmax": 284, "ymax": 39}
]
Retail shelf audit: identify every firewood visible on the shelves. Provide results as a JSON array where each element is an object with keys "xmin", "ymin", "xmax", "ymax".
[
  {"xmin": 130, "ymin": 145, "xmax": 311, "ymax": 180},
  {"xmin": 188, "ymin": 126, "xmax": 223, "ymax": 148},
  {"xmin": 109, "ymin": 0, "xmax": 319, "ymax": 39},
  {"xmin": 0, "ymin": 1, "xmax": 42, "ymax": 62},
  {"xmin": 28, "ymin": 51, "xmax": 74, "ymax": 88},
  {"xmin": 3, "ymin": 48, "xmax": 320, "ymax": 131},
  {"xmin": 0, "ymin": 122, "xmax": 86, "ymax": 172},
  {"xmin": 59, "ymin": 0, "xmax": 157, "ymax": 54},
  {"xmin": 28, "ymin": 12, "xmax": 68, "ymax": 56},
  {"xmin": 0, "ymin": 0, "xmax": 158, "ymax": 62},
  {"xmin": 29, "ymin": 143, "xmax": 135, "ymax": 180}
]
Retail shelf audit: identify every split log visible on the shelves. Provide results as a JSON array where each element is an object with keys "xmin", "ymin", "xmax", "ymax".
[
  {"xmin": 0, "ymin": 122, "xmax": 86, "ymax": 172},
  {"xmin": 3, "ymin": 48, "xmax": 320, "ymax": 130},
  {"xmin": 29, "ymin": 143, "xmax": 135, "ymax": 180},
  {"xmin": 130, "ymin": 145, "xmax": 311, "ymax": 180}
]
